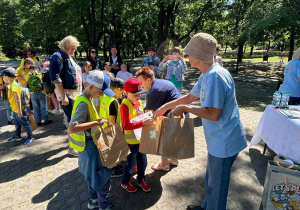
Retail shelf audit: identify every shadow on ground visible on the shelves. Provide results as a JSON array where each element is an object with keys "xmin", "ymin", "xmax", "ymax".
[{"xmin": 32, "ymin": 168, "xmax": 170, "ymax": 210}]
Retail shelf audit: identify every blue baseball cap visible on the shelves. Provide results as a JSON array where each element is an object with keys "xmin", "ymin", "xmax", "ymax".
[{"xmin": 86, "ymin": 71, "xmax": 115, "ymax": 97}]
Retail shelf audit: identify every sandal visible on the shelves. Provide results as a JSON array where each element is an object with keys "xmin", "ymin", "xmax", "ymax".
[
  {"xmin": 151, "ymin": 163, "xmax": 170, "ymax": 171},
  {"xmin": 68, "ymin": 148, "xmax": 78, "ymax": 157}
]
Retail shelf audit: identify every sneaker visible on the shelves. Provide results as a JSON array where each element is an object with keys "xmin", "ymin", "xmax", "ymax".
[
  {"xmin": 151, "ymin": 163, "xmax": 170, "ymax": 171},
  {"xmin": 121, "ymin": 182, "xmax": 137, "ymax": 193},
  {"xmin": 168, "ymin": 159, "xmax": 179, "ymax": 166},
  {"xmin": 133, "ymin": 162, "xmax": 137, "ymax": 173},
  {"xmin": 87, "ymin": 199, "xmax": 98, "ymax": 209},
  {"xmin": 137, "ymin": 179, "xmax": 151, "ymax": 192},
  {"xmin": 8, "ymin": 136, "xmax": 22, "ymax": 142},
  {"xmin": 24, "ymin": 136, "xmax": 34, "ymax": 145},
  {"xmin": 43, "ymin": 119, "xmax": 53, "ymax": 125},
  {"xmin": 7, "ymin": 120, "xmax": 14, "ymax": 125},
  {"xmin": 111, "ymin": 167, "xmax": 123, "ymax": 178}
]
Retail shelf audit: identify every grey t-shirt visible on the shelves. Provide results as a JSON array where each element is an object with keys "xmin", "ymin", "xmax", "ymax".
[
  {"xmin": 93, "ymin": 98, "xmax": 100, "ymax": 106},
  {"xmin": 69, "ymin": 102, "xmax": 92, "ymax": 138}
]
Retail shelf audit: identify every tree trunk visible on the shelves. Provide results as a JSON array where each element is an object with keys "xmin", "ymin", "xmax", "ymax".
[
  {"xmin": 243, "ymin": 44, "xmax": 247, "ymax": 54},
  {"xmin": 267, "ymin": 40, "xmax": 271, "ymax": 52},
  {"xmin": 127, "ymin": 48, "xmax": 130, "ymax": 58},
  {"xmin": 131, "ymin": 46, "xmax": 135, "ymax": 60},
  {"xmin": 250, "ymin": 45, "xmax": 254, "ymax": 55},
  {"xmin": 122, "ymin": 48, "xmax": 126, "ymax": 59},
  {"xmin": 39, "ymin": 1, "xmax": 50, "ymax": 55},
  {"xmin": 288, "ymin": 29, "xmax": 295, "ymax": 61},
  {"xmin": 224, "ymin": 43, "xmax": 228, "ymax": 54},
  {"xmin": 103, "ymin": 34, "xmax": 107, "ymax": 59},
  {"xmin": 237, "ymin": 43, "xmax": 244, "ymax": 63}
]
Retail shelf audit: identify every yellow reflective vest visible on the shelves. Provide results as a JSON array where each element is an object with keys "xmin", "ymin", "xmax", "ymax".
[
  {"xmin": 69, "ymin": 96, "xmax": 100, "ymax": 152},
  {"xmin": 122, "ymin": 98, "xmax": 143, "ymax": 144},
  {"xmin": 99, "ymin": 95, "xmax": 121, "ymax": 127}
]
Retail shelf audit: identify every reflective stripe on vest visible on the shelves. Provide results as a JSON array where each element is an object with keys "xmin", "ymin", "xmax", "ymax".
[
  {"xmin": 69, "ymin": 96, "xmax": 100, "ymax": 152},
  {"xmin": 122, "ymin": 98, "xmax": 143, "ymax": 144}
]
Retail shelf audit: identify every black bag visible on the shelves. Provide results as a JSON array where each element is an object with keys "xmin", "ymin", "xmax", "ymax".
[{"xmin": 42, "ymin": 71, "xmax": 55, "ymax": 94}]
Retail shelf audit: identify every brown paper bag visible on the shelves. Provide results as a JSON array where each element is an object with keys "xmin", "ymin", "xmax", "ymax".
[
  {"xmin": 160, "ymin": 113, "xmax": 194, "ymax": 159},
  {"xmin": 47, "ymin": 95, "xmax": 55, "ymax": 111},
  {"xmin": 96, "ymin": 124, "xmax": 130, "ymax": 168},
  {"xmin": 139, "ymin": 116, "xmax": 163, "ymax": 155},
  {"xmin": 22, "ymin": 113, "xmax": 38, "ymax": 131}
]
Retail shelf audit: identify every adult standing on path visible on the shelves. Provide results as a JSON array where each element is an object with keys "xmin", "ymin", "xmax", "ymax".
[
  {"xmin": 105, "ymin": 45, "xmax": 122, "ymax": 77},
  {"xmin": 141, "ymin": 47, "xmax": 161, "ymax": 77},
  {"xmin": 20, "ymin": 48, "xmax": 44, "ymax": 71},
  {"xmin": 49, "ymin": 35, "xmax": 82, "ymax": 156},
  {"xmin": 154, "ymin": 33, "xmax": 247, "ymax": 210},
  {"xmin": 135, "ymin": 66, "xmax": 182, "ymax": 171},
  {"xmin": 278, "ymin": 47, "xmax": 300, "ymax": 105},
  {"xmin": 158, "ymin": 47, "xmax": 187, "ymax": 93},
  {"xmin": 84, "ymin": 47, "xmax": 102, "ymax": 70}
]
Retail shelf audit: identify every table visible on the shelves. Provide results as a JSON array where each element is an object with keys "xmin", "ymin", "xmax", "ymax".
[{"xmin": 250, "ymin": 105, "xmax": 300, "ymax": 161}]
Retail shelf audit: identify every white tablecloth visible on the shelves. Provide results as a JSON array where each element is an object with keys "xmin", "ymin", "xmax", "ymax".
[{"xmin": 250, "ymin": 105, "xmax": 300, "ymax": 161}]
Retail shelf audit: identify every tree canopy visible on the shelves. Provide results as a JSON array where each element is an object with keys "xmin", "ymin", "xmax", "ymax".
[{"xmin": 0, "ymin": 0, "xmax": 299, "ymax": 60}]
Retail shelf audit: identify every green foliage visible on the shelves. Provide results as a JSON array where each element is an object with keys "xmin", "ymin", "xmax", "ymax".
[{"xmin": 0, "ymin": 0, "xmax": 24, "ymax": 58}]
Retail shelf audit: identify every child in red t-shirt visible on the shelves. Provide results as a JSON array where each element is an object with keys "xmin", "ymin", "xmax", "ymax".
[{"xmin": 120, "ymin": 78, "xmax": 152, "ymax": 193}]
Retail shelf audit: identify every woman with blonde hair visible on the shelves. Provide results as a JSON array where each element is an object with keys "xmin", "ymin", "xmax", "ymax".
[
  {"xmin": 49, "ymin": 35, "xmax": 82, "ymax": 156},
  {"xmin": 279, "ymin": 47, "xmax": 300, "ymax": 105}
]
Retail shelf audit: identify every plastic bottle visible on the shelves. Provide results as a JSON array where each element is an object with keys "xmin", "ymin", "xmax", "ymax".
[{"xmin": 272, "ymin": 91, "xmax": 281, "ymax": 107}]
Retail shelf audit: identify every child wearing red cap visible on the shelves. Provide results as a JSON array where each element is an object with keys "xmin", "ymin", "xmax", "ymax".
[{"xmin": 120, "ymin": 78, "xmax": 152, "ymax": 193}]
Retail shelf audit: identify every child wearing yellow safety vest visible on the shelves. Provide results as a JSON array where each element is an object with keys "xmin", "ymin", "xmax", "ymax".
[
  {"xmin": 120, "ymin": 78, "xmax": 153, "ymax": 193},
  {"xmin": 99, "ymin": 78, "xmax": 125, "ymax": 178},
  {"xmin": 67, "ymin": 71, "xmax": 115, "ymax": 210}
]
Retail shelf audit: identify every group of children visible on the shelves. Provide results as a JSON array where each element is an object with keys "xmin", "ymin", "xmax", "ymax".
[
  {"xmin": 1, "ymin": 57, "xmax": 56, "ymax": 144},
  {"xmin": 68, "ymin": 70, "xmax": 153, "ymax": 210},
  {"xmin": 1, "ymin": 54, "xmax": 152, "ymax": 209},
  {"xmin": 82, "ymin": 61, "xmax": 133, "ymax": 84}
]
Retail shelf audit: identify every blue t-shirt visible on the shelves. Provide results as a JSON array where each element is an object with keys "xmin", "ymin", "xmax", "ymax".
[
  {"xmin": 145, "ymin": 79, "xmax": 181, "ymax": 116},
  {"xmin": 190, "ymin": 63, "xmax": 247, "ymax": 158},
  {"xmin": 279, "ymin": 59, "xmax": 300, "ymax": 97}
]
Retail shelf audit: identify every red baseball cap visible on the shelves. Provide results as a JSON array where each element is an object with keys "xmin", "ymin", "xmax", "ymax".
[{"xmin": 124, "ymin": 78, "xmax": 148, "ymax": 94}]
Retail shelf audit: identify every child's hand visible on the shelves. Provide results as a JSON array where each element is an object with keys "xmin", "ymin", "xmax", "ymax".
[
  {"xmin": 62, "ymin": 95, "xmax": 69, "ymax": 106},
  {"xmin": 96, "ymin": 119, "xmax": 107, "ymax": 126},
  {"xmin": 142, "ymin": 118, "xmax": 153, "ymax": 126}
]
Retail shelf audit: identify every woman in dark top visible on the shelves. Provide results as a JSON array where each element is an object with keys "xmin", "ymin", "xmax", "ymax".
[{"xmin": 84, "ymin": 47, "xmax": 102, "ymax": 70}]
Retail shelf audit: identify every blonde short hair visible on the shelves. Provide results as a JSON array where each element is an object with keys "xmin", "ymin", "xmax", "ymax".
[
  {"xmin": 293, "ymin": 47, "xmax": 300, "ymax": 60},
  {"xmin": 58, "ymin": 36, "xmax": 80, "ymax": 51}
]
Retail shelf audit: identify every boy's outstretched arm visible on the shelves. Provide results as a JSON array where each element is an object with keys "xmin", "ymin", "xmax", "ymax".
[{"xmin": 68, "ymin": 119, "xmax": 107, "ymax": 134}]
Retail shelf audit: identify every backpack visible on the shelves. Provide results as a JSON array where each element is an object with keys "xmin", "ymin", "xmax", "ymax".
[
  {"xmin": 10, "ymin": 84, "xmax": 30, "ymax": 106},
  {"xmin": 42, "ymin": 71, "xmax": 55, "ymax": 94},
  {"xmin": 27, "ymin": 73, "xmax": 43, "ymax": 93}
]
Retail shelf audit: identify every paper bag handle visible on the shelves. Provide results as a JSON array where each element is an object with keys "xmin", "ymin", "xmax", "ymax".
[{"xmin": 284, "ymin": 177, "xmax": 300, "ymax": 192}]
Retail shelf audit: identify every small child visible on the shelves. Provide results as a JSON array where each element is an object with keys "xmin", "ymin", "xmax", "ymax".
[
  {"xmin": 116, "ymin": 63, "xmax": 132, "ymax": 82},
  {"xmin": 25, "ymin": 65, "xmax": 53, "ymax": 126},
  {"xmin": 16, "ymin": 58, "xmax": 34, "ymax": 87},
  {"xmin": 68, "ymin": 71, "xmax": 115, "ymax": 210},
  {"xmin": 120, "ymin": 78, "xmax": 152, "ymax": 193},
  {"xmin": 43, "ymin": 61, "xmax": 61, "ymax": 115},
  {"xmin": 103, "ymin": 62, "xmax": 115, "ymax": 80},
  {"xmin": 82, "ymin": 61, "xmax": 93, "ymax": 88},
  {"xmin": 1, "ymin": 67, "xmax": 34, "ymax": 144},
  {"xmin": 99, "ymin": 78, "xmax": 125, "ymax": 177}
]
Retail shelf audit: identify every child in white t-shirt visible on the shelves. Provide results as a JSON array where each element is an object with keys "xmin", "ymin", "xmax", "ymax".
[
  {"xmin": 82, "ymin": 61, "xmax": 92, "ymax": 88},
  {"xmin": 116, "ymin": 63, "xmax": 132, "ymax": 82}
]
